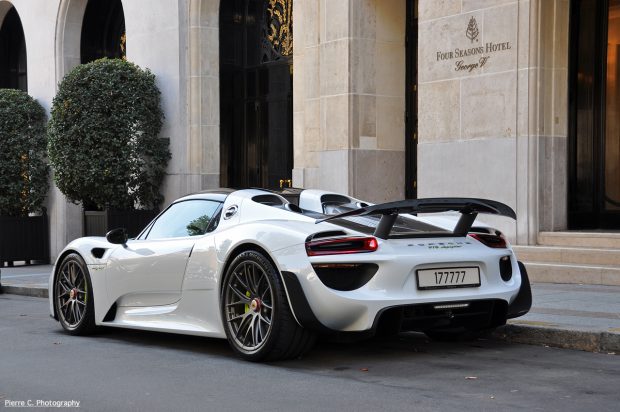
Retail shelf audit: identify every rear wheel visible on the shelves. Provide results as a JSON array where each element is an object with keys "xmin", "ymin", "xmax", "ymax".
[
  {"xmin": 54, "ymin": 253, "xmax": 96, "ymax": 335},
  {"xmin": 221, "ymin": 250, "xmax": 315, "ymax": 361}
]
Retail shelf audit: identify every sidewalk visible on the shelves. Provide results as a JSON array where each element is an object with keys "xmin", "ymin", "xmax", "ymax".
[{"xmin": 1, "ymin": 264, "xmax": 619, "ymax": 352}]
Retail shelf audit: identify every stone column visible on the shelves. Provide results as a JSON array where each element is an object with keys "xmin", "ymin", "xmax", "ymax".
[
  {"xmin": 292, "ymin": 0, "xmax": 406, "ymax": 203},
  {"xmin": 417, "ymin": 0, "xmax": 521, "ymax": 241}
]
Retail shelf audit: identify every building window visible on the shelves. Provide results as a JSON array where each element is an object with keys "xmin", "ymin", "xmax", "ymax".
[
  {"xmin": 81, "ymin": 0, "xmax": 126, "ymax": 63},
  {"xmin": 0, "ymin": 7, "xmax": 27, "ymax": 91}
]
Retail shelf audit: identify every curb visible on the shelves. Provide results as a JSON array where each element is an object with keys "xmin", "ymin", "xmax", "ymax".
[
  {"xmin": 493, "ymin": 324, "xmax": 620, "ymax": 353},
  {"xmin": 1, "ymin": 285, "xmax": 48, "ymax": 299}
]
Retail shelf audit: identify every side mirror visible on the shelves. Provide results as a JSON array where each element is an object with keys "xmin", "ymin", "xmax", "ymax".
[{"xmin": 106, "ymin": 228, "xmax": 128, "ymax": 245}]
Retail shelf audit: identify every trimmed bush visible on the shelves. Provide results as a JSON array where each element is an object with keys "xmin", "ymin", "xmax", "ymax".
[
  {"xmin": 48, "ymin": 58, "xmax": 170, "ymax": 211},
  {"xmin": 0, "ymin": 89, "xmax": 49, "ymax": 216}
]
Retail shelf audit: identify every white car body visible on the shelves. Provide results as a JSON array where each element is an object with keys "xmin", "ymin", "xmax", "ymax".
[{"xmin": 49, "ymin": 188, "xmax": 531, "ymax": 349}]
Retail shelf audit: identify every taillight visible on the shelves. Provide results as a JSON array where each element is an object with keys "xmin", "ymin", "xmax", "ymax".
[
  {"xmin": 468, "ymin": 233, "xmax": 507, "ymax": 248},
  {"xmin": 305, "ymin": 236, "xmax": 378, "ymax": 256}
]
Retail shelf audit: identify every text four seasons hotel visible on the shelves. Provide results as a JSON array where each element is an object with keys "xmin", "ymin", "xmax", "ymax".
[{"xmin": 1, "ymin": 0, "xmax": 619, "ymax": 284}]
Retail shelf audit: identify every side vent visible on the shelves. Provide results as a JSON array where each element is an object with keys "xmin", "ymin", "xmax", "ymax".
[
  {"xmin": 91, "ymin": 248, "xmax": 107, "ymax": 259},
  {"xmin": 102, "ymin": 303, "xmax": 117, "ymax": 322}
]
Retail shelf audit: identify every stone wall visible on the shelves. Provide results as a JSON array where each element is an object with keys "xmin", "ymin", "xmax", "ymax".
[
  {"xmin": 417, "ymin": 0, "xmax": 569, "ymax": 243},
  {"xmin": 292, "ymin": 0, "xmax": 406, "ymax": 203}
]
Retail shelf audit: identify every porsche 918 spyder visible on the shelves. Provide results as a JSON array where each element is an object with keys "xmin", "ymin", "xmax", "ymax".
[{"xmin": 49, "ymin": 188, "xmax": 531, "ymax": 361}]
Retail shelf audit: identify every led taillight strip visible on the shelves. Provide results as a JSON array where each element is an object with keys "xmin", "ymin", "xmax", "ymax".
[{"xmin": 305, "ymin": 236, "xmax": 378, "ymax": 256}]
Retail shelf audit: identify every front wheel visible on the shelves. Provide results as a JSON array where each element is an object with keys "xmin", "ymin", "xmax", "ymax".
[
  {"xmin": 54, "ymin": 253, "xmax": 96, "ymax": 335},
  {"xmin": 221, "ymin": 250, "xmax": 315, "ymax": 361}
]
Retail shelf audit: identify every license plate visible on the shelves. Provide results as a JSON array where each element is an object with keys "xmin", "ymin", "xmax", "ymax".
[{"xmin": 416, "ymin": 267, "xmax": 481, "ymax": 290}]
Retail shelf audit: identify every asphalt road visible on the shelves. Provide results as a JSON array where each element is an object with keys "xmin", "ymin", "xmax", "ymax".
[{"xmin": 1, "ymin": 294, "xmax": 618, "ymax": 412}]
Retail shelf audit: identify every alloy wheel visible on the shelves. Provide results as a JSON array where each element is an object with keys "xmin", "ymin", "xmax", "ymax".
[{"xmin": 223, "ymin": 261, "xmax": 274, "ymax": 353}]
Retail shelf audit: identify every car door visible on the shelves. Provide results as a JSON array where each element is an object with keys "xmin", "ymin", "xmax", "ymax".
[{"xmin": 106, "ymin": 199, "xmax": 221, "ymax": 307}]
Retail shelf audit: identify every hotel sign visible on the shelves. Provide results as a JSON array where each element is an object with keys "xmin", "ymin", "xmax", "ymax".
[{"xmin": 435, "ymin": 17, "xmax": 512, "ymax": 73}]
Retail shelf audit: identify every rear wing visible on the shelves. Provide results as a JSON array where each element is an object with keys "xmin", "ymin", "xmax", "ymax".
[{"xmin": 315, "ymin": 198, "xmax": 516, "ymax": 239}]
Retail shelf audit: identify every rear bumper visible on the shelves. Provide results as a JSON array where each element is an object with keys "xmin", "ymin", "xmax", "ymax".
[{"xmin": 282, "ymin": 260, "xmax": 532, "ymax": 335}]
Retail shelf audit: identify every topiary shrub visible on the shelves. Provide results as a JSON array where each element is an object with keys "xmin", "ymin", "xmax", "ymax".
[
  {"xmin": 48, "ymin": 58, "xmax": 170, "ymax": 211},
  {"xmin": 0, "ymin": 89, "xmax": 49, "ymax": 216}
]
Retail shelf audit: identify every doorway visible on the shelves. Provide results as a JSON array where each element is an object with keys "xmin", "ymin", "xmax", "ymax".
[
  {"xmin": 219, "ymin": 0, "xmax": 293, "ymax": 189},
  {"xmin": 569, "ymin": 0, "xmax": 620, "ymax": 228}
]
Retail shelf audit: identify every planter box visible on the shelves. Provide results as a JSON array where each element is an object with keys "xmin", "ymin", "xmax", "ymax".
[
  {"xmin": 84, "ymin": 209, "xmax": 159, "ymax": 238},
  {"xmin": 0, "ymin": 213, "xmax": 50, "ymax": 266}
]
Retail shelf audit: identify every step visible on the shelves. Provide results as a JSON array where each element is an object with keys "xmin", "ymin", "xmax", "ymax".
[
  {"xmin": 512, "ymin": 245, "xmax": 620, "ymax": 266},
  {"xmin": 522, "ymin": 262, "xmax": 620, "ymax": 286},
  {"xmin": 538, "ymin": 231, "xmax": 620, "ymax": 248}
]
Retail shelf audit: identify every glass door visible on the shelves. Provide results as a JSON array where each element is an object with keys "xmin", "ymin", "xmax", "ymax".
[{"xmin": 568, "ymin": 0, "xmax": 620, "ymax": 228}]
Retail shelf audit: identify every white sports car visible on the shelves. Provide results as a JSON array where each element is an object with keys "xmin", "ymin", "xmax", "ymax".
[{"xmin": 49, "ymin": 188, "xmax": 531, "ymax": 361}]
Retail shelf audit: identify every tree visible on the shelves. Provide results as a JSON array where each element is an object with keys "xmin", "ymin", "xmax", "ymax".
[
  {"xmin": 0, "ymin": 89, "xmax": 49, "ymax": 216},
  {"xmin": 47, "ymin": 58, "xmax": 170, "ymax": 211}
]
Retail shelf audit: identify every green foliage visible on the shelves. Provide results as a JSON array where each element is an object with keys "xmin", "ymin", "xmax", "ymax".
[
  {"xmin": 48, "ymin": 58, "xmax": 170, "ymax": 211},
  {"xmin": 0, "ymin": 89, "xmax": 49, "ymax": 216}
]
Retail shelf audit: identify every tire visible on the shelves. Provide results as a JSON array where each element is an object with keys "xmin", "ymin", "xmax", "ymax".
[
  {"xmin": 54, "ymin": 253, "xmax": 96, "ymax": 335},
  {"xmin": 220, "ymin": 250, "xmax": 316, "ymax": 361}
]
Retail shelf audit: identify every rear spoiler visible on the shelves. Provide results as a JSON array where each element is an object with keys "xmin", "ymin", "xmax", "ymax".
[{"xmin": 315, "ymin": 198, "xmax": 516, "ymax": 239}]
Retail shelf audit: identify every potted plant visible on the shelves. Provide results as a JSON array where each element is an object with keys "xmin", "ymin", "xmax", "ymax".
[
  {"xmin": 48, "ymin": 59, "xmax": 170, "ymax": 237},
  {"xmin": 0, "ymin": 89, "xmax": 50, "ymax": 266}
]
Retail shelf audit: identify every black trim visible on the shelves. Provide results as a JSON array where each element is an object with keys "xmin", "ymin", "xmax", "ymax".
[
  {"xmin": 281, "ymin": 271, "xmax": 333, "ymax": 333},
  {"xmin": 507, "ymin": 261, "xmax": 532, "ymax": 319}
]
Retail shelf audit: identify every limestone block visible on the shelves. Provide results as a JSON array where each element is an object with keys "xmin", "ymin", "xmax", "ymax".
[
  {"xmin": 350, "ymin": 38, "xmax": 376, "ymax": 94},
  {"xmin": 304, "ymin": 46, "xmax": 320, "ymax": 99},
  {"xmin": 462, "ymin": 0, "xmax": 515, "ymax": 12},
  {"xmin": 200, "ymin": 0, "xmax": 219, "ymax": 28},
  {"xmin": 350, "ymin": 94, "xmax": 377, "ymax": 148},
  {"xmin": 376, "ymin": 0, "xmax": 405, "ymax": 43},
  {"xmin": 324, "ymin": 0, "xmax": 349, "ymax": 41},
  {"xmin": 517, "ymin": 68, "xmax": 529, "ymax": 137},
  {"xmin": 201, "ymin": 77, "xmax": 219, "ymax": 126},
  {"xmin": 323, "ymin": 95, "xmax": 349, "ymax": 150},
  {"xmin": 553, "ymin": 68, "xmax": 568, "ymax": 137},
  {"xmin": 293, "ymin": 52, "xmax": 305, "ymax": 108},
  {"xmin": 351, "ymin": 149, "xmax": 405, "ymax": 202},
  {"xmin": 350, "ymin": 0, "xmax": 376, "ymax": 39},
  {"xmin": 201, "ymin": 125, "xmax": 220, "ymax": 174},
  {"xmin": 319, "ymin": 150, "xmax": 349, "ymax": 193},
  {"xmin": 554, "ymin": 0, "xmax": 569, "ymax": 70},
  {"xmin": 419, "ymin": 0, "xmax": 461, "ymax": 22},
  {"xmin": 418, "ymin": 11, "xmax": 484, "ymax": 83},
  {"xmin": 299, "ymin": 0, "xmax": 319, "ymax": 47},
  {"xmin": 461, "ymin": 71, "xmax": 517, "ymax": 139},
  {"xmin": 294, "ymin": 111, "xmax": 306, "ymax": 166},
  {"xmin": 376, "ymin": 96, "xmax": 405, "ymax": 150},
  {"xmin": 376, "ymin": 41, "xmax": 405, "ymax": 97},
  {"xmin": 482, "ymin": 3, "xmax": 518, "ymax": 74},
  {"xmin": 320, "ymin": 39, "xmax": 349, "ymax": 96},
  {"xmin": 304, "ymin": 98, "xmax": 321, "ymax": 151},
  {"xmin": 199, "ymin": 27, "xmax": 218, "ymax": 77},
  {"xmin": 417, "ymin": 138, "xmax": 517, "ymax": 238},
  {"xmin": 418, "ymin": 79, "xmax": 460, "ymax": 143},
  {"xmin": 517, "ymin": 0, "xmax": 530, "ymax": 69}
]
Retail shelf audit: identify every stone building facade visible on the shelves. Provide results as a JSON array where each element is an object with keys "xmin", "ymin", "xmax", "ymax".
[{"xmin": 0, "ymin": 0, "xmax": 617, "ymax": 260}]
